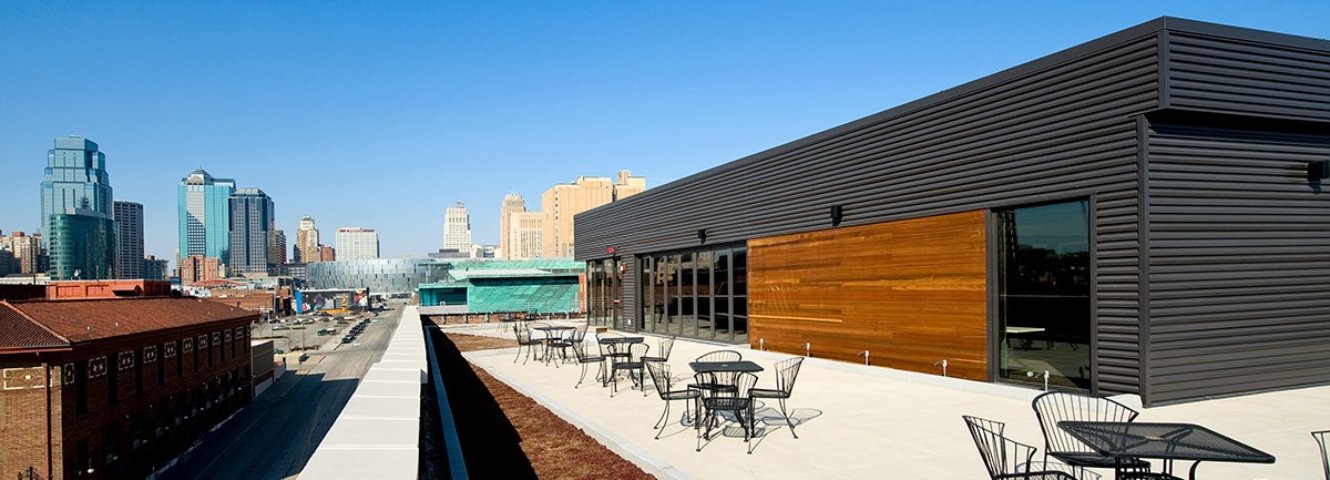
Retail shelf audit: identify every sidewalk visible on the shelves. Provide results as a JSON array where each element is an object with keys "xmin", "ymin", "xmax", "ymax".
[{"xmin": 448, "ymin": 323, "xmax": 1329, "ymax": 479}]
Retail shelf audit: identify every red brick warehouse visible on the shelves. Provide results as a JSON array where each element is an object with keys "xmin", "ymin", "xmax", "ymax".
[{"xmin": 0, "ymin": 296, "xmax": 257, "ymax": 480}]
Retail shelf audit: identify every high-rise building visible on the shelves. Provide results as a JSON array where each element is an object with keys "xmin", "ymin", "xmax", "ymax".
[
  {"xmin": 180, "ymin": 255, "xmax": 223, "ymax": 285},
  {"xmin": 269, "ymin": 229, "xmax": 287, "ymax": 265},
  {"xmin": 41, "ymin": 136, "xmax": 114, "ymax": 247},
  {"xmin": 508, "ymin": 212, "xmax": 544, "ymax": 259},
  {"xmin": 178, "ymin": 169, "xmax": 235, "ymax": 265},
  {"xmin": 143, "ymin": 255, "xmax": 170, "ymax": 280},
  {"xmin": 42, "ymin": 136, "xmax": 117, "ymax": 280},
  {"xmin": 5, "ymin": 232, "xmax": 41, "ymax": 274},
  {"xmin": 113, "ymin": 201, "xmax": 144, "ymax": 278},
  {"xmin": 335, "ymin": 227, "xmax": 380, "ymax": 260},
  {"xmin": 539, "ymin": 171, "xmax": 648, "ymax": 257},
  {"xmin": 443, "ymin": 201, "xmax": 472, "ymax": 252},
  {"xmin": 541, "ymin": 176, "xmax": 614, "ymax": 258},
  {"xmin": 320, "ymin": 245, "xmax": 335, "ymax": 262},
  {"xmin": 47, "ymin": 209, "xmax": 117, "ymax": 280},
  {"xmin": 0, "ymin": 232, "xmax": 13, "ymax": 276},
  {"xmin": 295, "ymin": 216, "xmax": 319, "ymax": 263},
  {"xmin": 613, "ymin": 169, "xmax": 647, "ymax": 200},
  {"xmin": 228, "ymin": 188, "xmax": 274, "ymax": 276},
  {"xmin": 498, "ymin": 193, "xmax": 525, "ymax": 259}
]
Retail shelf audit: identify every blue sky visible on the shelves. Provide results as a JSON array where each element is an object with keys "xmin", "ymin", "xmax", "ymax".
[{"xmin": 1, "ymin": 1, "xmax": 1326, "ymax": 262}]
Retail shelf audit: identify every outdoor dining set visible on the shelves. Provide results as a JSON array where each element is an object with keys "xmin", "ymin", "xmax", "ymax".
[
  {"xmin": 504, "ymin": 317, "xmax": 803, "ymax": 454},
  {"xmin": 963, "ymin": 390, "xmax": 1323, "ymax": 480}
]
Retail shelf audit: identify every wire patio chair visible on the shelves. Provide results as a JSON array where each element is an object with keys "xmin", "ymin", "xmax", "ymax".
[
  {"xmin": 646, "ymin": 360, "xmax": 700, "ymax": 440},
  {"xmin": 750, "ymin": 356, "xmax": 803, "ymax": 439}
]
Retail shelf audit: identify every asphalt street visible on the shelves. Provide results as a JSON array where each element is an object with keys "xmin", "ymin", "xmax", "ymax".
[{"xmin": 159, "ymin": 304, "xmax": 406, "ymax": 480}]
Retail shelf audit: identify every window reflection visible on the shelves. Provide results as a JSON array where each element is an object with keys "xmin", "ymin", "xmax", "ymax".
[
  {"xmin": 623, "ymin": 243, "xmax": 747, "ymax": 343},
  {"xmin": 997, "ymin": 200, "xmax": 1091, "ymax": 389}
]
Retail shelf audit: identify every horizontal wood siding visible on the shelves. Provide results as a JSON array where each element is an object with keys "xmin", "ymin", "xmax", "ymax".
[
  {"xmin": 1147, "ymin": 121, "xmax": 1330, "ymax": 404},
  {"xmin": 1167, "ymin": 32, "xmax": 1330, "ymax": 122},
  {"xmin": 749, "ymin": 211, "xmax": 987, "ymax": 379}
]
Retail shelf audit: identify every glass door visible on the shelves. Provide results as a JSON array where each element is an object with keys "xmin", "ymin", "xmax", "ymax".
[{"xmin": 997, "ymin": 200, "xmax": 1091, "ymax": 389}]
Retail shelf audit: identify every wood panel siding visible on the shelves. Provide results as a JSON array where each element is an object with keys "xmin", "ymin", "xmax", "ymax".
[
  {"xmin": 1146, "ymin": 118, "xmax": 1330, "ymax": 404},
  {"xmin": 748, "ymin": 211, "xmax": 988, "ymax": 379}
]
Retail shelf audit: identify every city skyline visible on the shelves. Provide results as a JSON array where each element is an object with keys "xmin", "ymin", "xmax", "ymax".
[{"xmin": 1, "ymin": 3, "xmax": 1326, "ymax": 263}]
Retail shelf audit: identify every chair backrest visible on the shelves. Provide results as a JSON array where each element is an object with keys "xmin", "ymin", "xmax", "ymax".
[
  {"xmin": 1032, "ymin": 391, "xmax": 1139, "ymax": 457},
  {"xmin": 772, "ymin": 356, "xmax": 804, "ymax": 396},
  {"xmin": 695, "ymin": 350, "xmax": 742, "ymax": 363},
  {"xmin": 570, "ymin": 325, "xmax": 588, "ymax": 343},
  {"xmin": 733, "ymin": 372, "xmax": 759, "ymax": 398},
  {"xmin": 1314, "ymin": 430, "xmax": 1330, "ymax": 480},
  {"xmin": 653, "ymin": 336, "xmax": 676, "ymax": 361},
  {"xmin": 963, "ymin": 415, "xmax": 1037, "ymax": 480},
  {"xmin": 645, "ymin": 360, "xmax": 674, "ymax": 397},
  {"xmin": 626, "ymin": 342, "xmax": 650, "ymax": 363},
  {"xmin": 514, "ymin": 327, "xmax": 530, "ymax": 343}
]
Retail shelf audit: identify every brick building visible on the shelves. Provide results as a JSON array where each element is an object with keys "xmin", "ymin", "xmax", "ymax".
[{"xmin": 0, "ymin": 297, "xmax": 256, "ymax": 479}]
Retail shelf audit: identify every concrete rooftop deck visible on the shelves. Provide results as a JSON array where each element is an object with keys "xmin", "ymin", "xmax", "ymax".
[{"xmin": 447, "ymin": 322, "xmax": 1329, "ymax": 479}]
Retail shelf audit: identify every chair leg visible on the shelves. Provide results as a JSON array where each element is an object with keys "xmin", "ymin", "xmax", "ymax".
[
  {"xmin": 746, "ymin": 402, "xmax": 755, "ymax": 455},
  {"xmin": 513, "ymin": 344, "xmax": 523, "ymax": 364},
  {"xmin": 575, "ymin": 362, "xmax": 587, "ymax": 388},
  {"xmin": 654, "ymin": 401, "xmax": 670, "ymax": 439},
  {"xmin": 779, "ymin": 398, "xmax": 798, "ymax": 439}
]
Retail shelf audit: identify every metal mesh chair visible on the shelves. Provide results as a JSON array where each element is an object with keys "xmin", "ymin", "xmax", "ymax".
[
  {"xmin": 513, "ymin": 326, "xmax": 542, "ymax": 364},
  {"xmin": 1032, "ymin": 391, "xmax": 1149, "ymax": 470},
  {"xmin": 697, "ymin": 372, "xmax": 759, "ymax": 453},
  {"xmin": 963, "ymin": 415, "xmax": 1090, "ymax": 480},
  {"xmin": 610, "ymin": 343, "xmax": 650, "ymax": 396},
  {"xmin": 750, "ymin": 356, "xmax": 804, "ymax": 438},
  {"xmin": 645, "ymin": 360, "xmax": 700, "ymax": 439},
  {"xmin": 1315, "ymin": 430, "xmax": 1330, "ymax": 480},
  {"xmin": 571, "ymin": 338, "xmax": 605, "ymax": 389},
  {"xmin": 688, "ymin": 350, "xmax": 743, "ymax": 397},
  {"xmin": 642, "ymin": 336, "xmax": 676, "ymax": 364}
]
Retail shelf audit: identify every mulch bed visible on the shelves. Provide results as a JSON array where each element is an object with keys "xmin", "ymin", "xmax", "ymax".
[{"xmin": 429, "ymin": 331, "xmax": 653, "ymax": 480}]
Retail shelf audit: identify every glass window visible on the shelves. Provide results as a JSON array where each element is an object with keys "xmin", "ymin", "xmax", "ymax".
[
  {"xmin": 997, "ymin": 200, "xmax": 1091, "ymax": 390},
  {"xmin": 733, "ymin": 247, "xmax": 748, "ymax": 343}
]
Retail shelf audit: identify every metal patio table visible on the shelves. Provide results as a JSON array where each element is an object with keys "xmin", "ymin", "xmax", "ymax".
[
  {"xmin": 597, "ymin": 336, "xmax": 645, "ymax": 384},
  {"xmin": 533, "ymin": 325, "xmax": 576, "ymax": 363},
  {"xmin": 1058, "ymin": 421, "xmax": 1275, "ymax": 480},
  {"xmin": 689, "ymin": 360, "xmax": 765, "ymax": 374}
]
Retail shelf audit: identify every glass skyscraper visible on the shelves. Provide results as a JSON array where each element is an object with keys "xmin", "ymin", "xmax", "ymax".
[
  {"xmin": 41, "ymin": 136, "xmax": 117, "ymax": 280},
  {"xmin": 178, "ymin": 169, "xmax": 235, "ymax": 264},
  {"xmin": 228, "ymin": 187, "xmax": 274, "ymax": 275}
]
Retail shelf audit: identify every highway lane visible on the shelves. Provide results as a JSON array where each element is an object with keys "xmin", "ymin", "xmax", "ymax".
[{"xmin": 160, "ymin": 305, "xmax": 406, "ymax": 480}]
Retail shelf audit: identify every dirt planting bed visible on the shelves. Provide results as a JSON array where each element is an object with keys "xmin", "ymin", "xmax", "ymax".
[{"xmin": 428, "ymin": 330, "xmax": 653, "ymax": 479}]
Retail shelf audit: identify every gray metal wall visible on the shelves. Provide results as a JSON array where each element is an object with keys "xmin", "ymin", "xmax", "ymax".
[
  {"xmin": 575, "ymin": 18, "xmax": 1330, "ymax": 401},
  {"xmin": 579, "ymin": 31, "xmax": 1162, "ymax": 395}
]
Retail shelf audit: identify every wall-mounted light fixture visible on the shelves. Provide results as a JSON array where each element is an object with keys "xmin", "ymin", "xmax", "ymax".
[
  {"xmin": 1309, "ymin": 160, "xmax": 1329, "ymax": 182},
  {"xmin": 830, "ymin": 205, "xmax": 844, "ymax": 226},
  {"xmin": 697, "ymin": 228, "xmax": 708, "ymax": 245}
]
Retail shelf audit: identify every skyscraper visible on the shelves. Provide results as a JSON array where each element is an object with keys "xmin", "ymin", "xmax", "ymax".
[
  {"xmin": 42, "ymin": 136, "xmax": 117, "ymax": 280},
  {"xmin": 143, "ymin": 255, "xmax": 169, "ymax": 280},
  {"xmin": 539, "ymin": 171, "xmax": 647, "ymax": 257},
  {"xmin": 228, "ymin": 188, "xmax": 274, "ymax": 276},
  {"xmin": 113, "ymin": 201, "xmax": 144, "ymax": 278},
  {"xmin": 613, "ymin": 170, "xmax": 647, "ymax": 200},
  {"xmin": 335, "ymin": 227, "xmax": 380, "ymax": 260},
  {"xmin": 295, "ymin": 216, "xmax": 319, "ymax": 263},
  {"xmin": 443, "ymin": 201, "xmax": 472, "ymax": 252},
  {"xmin": 6, "ymin": 232, "xmax": 41, "ymax": 274},
  {"xmin": 509, "ymin": 212, "xmax": 544, "ymax": 259},
  {"xmin": 178, "ymin": 169, "xmax": 235, "ymax": 264},
  {"xmin": 499, "ymin": 193, "xmax": 525, "ymax": 259},
  {"xmin": 269, "ymin": 229, "xmax": 287, "ymax": 265}
]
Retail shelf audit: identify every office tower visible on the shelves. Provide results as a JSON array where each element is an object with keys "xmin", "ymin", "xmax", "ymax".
[
  {"xmin": 443, "ymin": 201, "xmax": 471, "ymax": 252},
  {"xmin": 541, "ymin": 176, "xmax": 613, "ymax": 258},
  {"xmin": 295, "ymin": 216, "xmax": 319, "ymax": 263},
  {"xmin": 228, "ymin": 188, "xmax": 274, "ymax": 276},
  {"xmin": 320, "ymin": 245, "xmax": 335, "ymax": 262},
  {"xmin": 613, "ymin": 169, "xmax": 647, "ymax": 200},
  {"xmin": 6, "ymin": 232, "xmax": 41, "ymax": 274},
  {"xmin": 178, "ymin": 169, "xmax": 236, "ymax": 266},
  {"xmin": 0, "ymin": 232, "xmax": 12, "ymax": 276},
  {"xmin": 269, "ymin": 229, "xmax": 287, "ymax": 265},
  {"xmin": 143, "ymin": 255, "xmax": 169, "ymax": 280},
  {"xmin": 47, "ymin": 211, "xmax": 116, "ymax": 280},
  {"xmin": 499, "ymin": 193, "xmax": 525, "ymax": 259},
  {"xmin": 335, "ymin": 227, "xmax": 380, "ymax": 260},
  {"xmin": 42, "ymin": 136, "xmax": 117, "ymax": 280},
  {"xmin": 41, "ymin": 136, "xmax": 113, "ymax": 245},
  {"xmin": 113, "ymin": 201, "xmax": 144, "ymax": 278},
  {"xmin": 180, "ymin": 255, "xmax": 222, "ymax": 286},
  {"xmin": 508, "ymin": 212, "xmax": 544, "ymax": 259}
]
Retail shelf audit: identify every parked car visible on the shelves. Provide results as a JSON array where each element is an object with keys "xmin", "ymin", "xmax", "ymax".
[
  {"xmin": 341, "ymin": 335, "xmax": 354, "ymax": 343},
  {"xmin": 273, "ymin": 325, "xmax": 290, "ymax": 331}
]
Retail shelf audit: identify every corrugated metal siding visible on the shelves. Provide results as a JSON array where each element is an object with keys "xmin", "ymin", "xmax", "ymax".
[
  {"xmin": 1167, "ymin": 31, "xmax": 1330, "ymax": 122},
  {"xmin": 577, "ymin": 35, "xmax": 1163, "ymax": 394},
  {"xmin": 1147, "ymin": 121, "xmax": 1330, "ymax": 404},
  {"xmin": 620, "ymin": 254, "xmax": 637, "ymax": 331}
]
